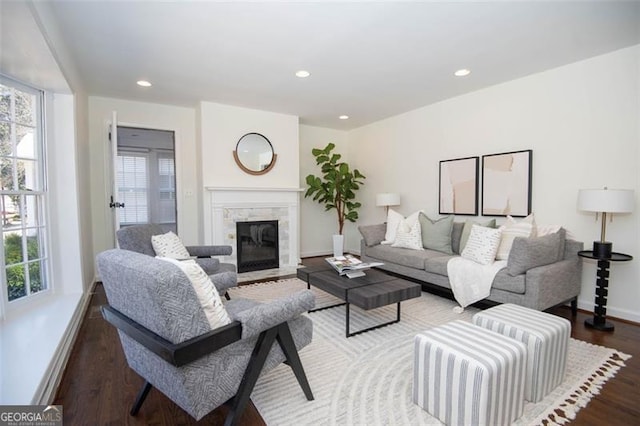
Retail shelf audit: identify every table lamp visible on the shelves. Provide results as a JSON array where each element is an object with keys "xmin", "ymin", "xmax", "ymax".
[
  {"xmin": 577, "ymin": 188, "xmax": 634, "ymax": 258},
  {"xmin": 376, "ymin": 193, "xmax": 400, "ymax": 215}
]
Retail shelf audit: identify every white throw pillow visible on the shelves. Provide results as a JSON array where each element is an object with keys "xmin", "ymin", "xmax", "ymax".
[
  {"xmin": 496, "ymin": 214, "xmax": 536, "ymax": 260},
  {"xmin": 391, "ymin": 220, "xmax": 423, "ymax": 250},
  {"xmin": 381, "ymin": 209, "xmax": 404, "ymax": 244},
  {"xmin": 158, "ymin": 257, "xmax": 231, "ymax": 329},
  {"xmin": 461, "ymin": 225, "xmax": 502, "ymax": 265},
  {"xmin": 382, "ymin": 209, "xmax": 421, "ymax": 245},
  {"xmin": 151, "ymin": 231, "xmax": 191, "ymax": 259}
]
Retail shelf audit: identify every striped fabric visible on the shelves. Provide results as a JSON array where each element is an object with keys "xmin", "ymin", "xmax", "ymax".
[
  {"xmin": 413, "ymin": 321, "xmax": 526, "ymax": 425},
  {"xmin": 473, "ymin": 303, "xmax": 571, "ymax": 402}
]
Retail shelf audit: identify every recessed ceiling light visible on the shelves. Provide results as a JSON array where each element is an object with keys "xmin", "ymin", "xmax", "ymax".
[
  {"xmin": 454, "ymin": 69, "xmax": 471, "ymax": 77},
  {"xmin": 339, "ymin": 115, "xmax": 349, "ymax": 120},
  {"xmin": 137, "ymin": 80, "xmax": 152, "ymax": 87},
  {"xmin": 295, "ymin": 70, "xmax": 310, "ymax": 78}
]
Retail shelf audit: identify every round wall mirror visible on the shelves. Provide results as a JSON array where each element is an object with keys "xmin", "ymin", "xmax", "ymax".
[{"xmin": 233, "ymin": 133, "xmax": 277, "ymax": 175}]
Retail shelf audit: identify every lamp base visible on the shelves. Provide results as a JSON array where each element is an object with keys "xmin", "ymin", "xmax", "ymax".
[{"xmin": 592, "ymin": 241, "xmax": 612, "ymax": 258}]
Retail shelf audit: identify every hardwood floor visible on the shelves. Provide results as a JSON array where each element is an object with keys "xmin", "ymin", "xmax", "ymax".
[{"xmin": 54, "ymin": 257, "xmax": 640, "ymax": 425}]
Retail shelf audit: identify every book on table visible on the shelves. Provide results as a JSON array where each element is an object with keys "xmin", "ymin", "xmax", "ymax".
[{"xmin": 325, "ymin": 255, "xmax": 384, "ymax": 278}]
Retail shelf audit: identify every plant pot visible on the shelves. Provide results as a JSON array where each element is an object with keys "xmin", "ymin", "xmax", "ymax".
[{"xmin": 332, "ymin": 234, "xmax": 344, "ymax": 258}]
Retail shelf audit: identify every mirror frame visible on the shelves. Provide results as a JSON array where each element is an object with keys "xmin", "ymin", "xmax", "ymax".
[{"xmin": 232, "ymin": 132, "xmax": 278, "ymax": 175}]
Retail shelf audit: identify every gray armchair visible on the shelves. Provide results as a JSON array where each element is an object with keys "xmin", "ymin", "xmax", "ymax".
[
  {"xmin": 116, "ymin": 223, "xmax": 237, "ymax": 297},
  {"xmin": 97, "ymin": 249, "xmax": 315, "ymax": 425}
]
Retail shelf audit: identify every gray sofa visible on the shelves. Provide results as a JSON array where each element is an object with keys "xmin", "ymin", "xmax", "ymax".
[{"xmin": 359, "ymin": 222, "xmax": 582, "ymax": 312}]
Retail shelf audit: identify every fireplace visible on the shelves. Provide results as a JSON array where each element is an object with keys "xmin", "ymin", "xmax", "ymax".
[{"xmin": 236, "ymin": 220, "xmax": 279, "ymax": 273}]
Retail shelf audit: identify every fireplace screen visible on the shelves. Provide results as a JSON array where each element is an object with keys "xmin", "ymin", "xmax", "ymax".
[{"xmin": 236, "ymin": 220, "xmax": 279, "ymax": 273}]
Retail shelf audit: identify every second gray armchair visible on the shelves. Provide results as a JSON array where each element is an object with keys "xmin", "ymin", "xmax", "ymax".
[{"xmin": 116, "ymin": 223, "xmax": 237, "ymax": 297}]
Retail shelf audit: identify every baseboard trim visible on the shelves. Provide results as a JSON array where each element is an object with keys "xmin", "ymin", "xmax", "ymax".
[{"xmin": 35, "ymin": 280, "xmax": 97, "ymax": 404}]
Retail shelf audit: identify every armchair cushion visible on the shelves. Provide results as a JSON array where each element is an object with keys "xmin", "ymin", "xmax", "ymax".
[{"xmin": 152, "ymin": 231, "xmax": 191, "ymax": 259}]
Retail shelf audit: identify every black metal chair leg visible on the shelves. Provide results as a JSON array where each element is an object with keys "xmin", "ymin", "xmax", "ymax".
[
  {"xmin": 130, "ymin": 381, "xmax": 152, "ymax": 416},
  {"xmin": 276, "ymin": 323, "xmax": 314, "ymax": 401},
  {"xmin": 224, "ymin": 327, "xmax": 278, "ymax": 426},
  {"xmin": 571, "ymin": 298, "xmax": 578, "ymax": 316}
]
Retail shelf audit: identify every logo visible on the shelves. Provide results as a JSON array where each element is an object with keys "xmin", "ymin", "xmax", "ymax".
[{"xmin": 0, "ymin": 405, "xmax": 63, "ymax": 426}]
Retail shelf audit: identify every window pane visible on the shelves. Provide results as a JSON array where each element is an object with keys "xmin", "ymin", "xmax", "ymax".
[
  {"xmin": 0, "ymin": 121, "xmax": 11, "ymax": 156},
  {"xmin": 3, "ymin": 230, "xmax": 24, "ymax": 265},
  {"xmin": 15, "ymin": 125, "xmax": 35, "ymax": 159},
  {"xmin": 6, "ymin": 264, "xmax": 26, "ymax": 301},
  {"xmin": 29, "ymin": 260, "xmax": 45, "ymax": 295},
  {"xmin": 14, "ymin": 90, "xmax": 35, "ymax": 127},
  {"xmin": 1, "ymin": 157, "xmax": 16, "ymax": 190},
  {"xmin": 0, "ymin": 86, "xmax": 10, "ymax": 122},
  {"xmin": 26, "ymin": 229, "xmax": 43, "ymax": 261},
  {"xmin": 17, "ymin": 159, "xmax": 39, "ymax": 190},
  {"xmin": 22, "ymin": 194, "xmax": 41, "ymax": 229},
  {"xmin": 1, "ymin": 194, "xmax": 20, "ymax": 230}
]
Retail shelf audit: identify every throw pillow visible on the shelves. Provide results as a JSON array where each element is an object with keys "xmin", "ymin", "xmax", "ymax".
[
  {"xmin": 381, "ymin": 209, "xmax": 404, "ymax": 244},
  {"xmin": 418, "ymin": 213, "xmax": 454, "ymax": 254},
  {"xmin": 507, "ymin": 228, "xmax": 566, "ymax": 276},
  {"xmin": 358, "ymin": 223, "xmax": 386, "ymax": 247},
  {"xmin": 496, "ymin": 214, "xmax": 536, "ymax": 260},
  {"xmin": 151, "ymin": 231, "xmax": 191, "ymax": 259},
  {"xmin": 391, "ymin": 220, "xmax": 423, "ymax": 250},
  {"xmin": 158, "ymin": 257, "xmax": 231, "ymax": 329},
  {"xmin": 382, "ymin": 209, "xmax": 421, "ymax": 245},
  {"xmin": 461, "ymin": 224, "xmax": 502, "ymax": 265},
  {"xmin": 459, "ymin": 219, "xmax": 497, "ymax": 253}
]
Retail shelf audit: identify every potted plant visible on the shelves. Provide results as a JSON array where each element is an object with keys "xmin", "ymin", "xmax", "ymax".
[{"xmin": 304, "ymin": 143, "xmax": 366, "ymax": 257}]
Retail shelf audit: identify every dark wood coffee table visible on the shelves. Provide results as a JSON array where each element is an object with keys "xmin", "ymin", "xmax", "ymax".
[{"xmin": 297, "ymin": 265, "xmax": 421, "ymax": 337}]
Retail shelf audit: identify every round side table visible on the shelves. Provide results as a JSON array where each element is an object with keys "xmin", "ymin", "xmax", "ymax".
[{"xmin": 578, "ymin": 250, "xmax": 633, "ymax": 331}]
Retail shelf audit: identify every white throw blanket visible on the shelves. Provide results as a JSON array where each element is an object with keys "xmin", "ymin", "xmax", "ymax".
[{"xmin": 447, "ymin": 257, "xmax": 507, "ymax": 311}]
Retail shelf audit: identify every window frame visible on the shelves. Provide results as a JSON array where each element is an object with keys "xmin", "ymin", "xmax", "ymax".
[{"xmin": 0, "ymin": 75, "xmax": 51, "ymax": 314}]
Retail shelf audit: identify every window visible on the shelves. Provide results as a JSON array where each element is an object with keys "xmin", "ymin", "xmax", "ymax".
[
  {"xmin": 116, "ymin": 153, "xmax": 149, "ymax": 225},
  {"xmin": 0, "ymin": 77, "xmax": 48, "ymax": 303},
  {"xmin": 157, "ymin": 155, "xmax": 176, "ymax": 223}
]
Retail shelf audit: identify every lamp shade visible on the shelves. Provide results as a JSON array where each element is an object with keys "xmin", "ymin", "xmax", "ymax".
[
  {"xmin": 577, "ymin": 189, "xmax": 634, "ymax": 213},
  {"xmin": 376, "ymin": 193, "xmax": 400, "ymax": 207}
]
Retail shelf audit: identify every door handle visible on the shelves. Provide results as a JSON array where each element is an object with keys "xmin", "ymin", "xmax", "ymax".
[{"xmin": 109, "ymin": 196, "xmax": 125, "ymax": 209}]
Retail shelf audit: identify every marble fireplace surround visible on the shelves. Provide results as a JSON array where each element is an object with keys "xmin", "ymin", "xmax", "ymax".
[{"xmin": 206, "ymin": 187, "xmax": 303, "ymax": 280}]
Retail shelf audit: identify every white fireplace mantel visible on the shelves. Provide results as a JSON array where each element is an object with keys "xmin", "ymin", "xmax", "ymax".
[{"xmin": 206, "ymin": 187, "xmax": 304, "ymax": 270}]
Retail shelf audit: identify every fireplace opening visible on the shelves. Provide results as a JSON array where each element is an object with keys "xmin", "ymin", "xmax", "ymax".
[{"xmin": 236, "ymin": 220, "xmax": 279, "ymax": 273}]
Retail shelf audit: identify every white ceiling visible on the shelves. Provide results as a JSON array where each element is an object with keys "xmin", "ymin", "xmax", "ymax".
[{"xmin": 40, "ymin": 1, "xmax": 640, "ymax": 130}]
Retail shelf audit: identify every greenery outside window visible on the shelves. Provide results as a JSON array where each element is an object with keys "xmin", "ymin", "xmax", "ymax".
[{"xmin": 0, "ymin": 77, "xmax": 48, "ymax": 303}]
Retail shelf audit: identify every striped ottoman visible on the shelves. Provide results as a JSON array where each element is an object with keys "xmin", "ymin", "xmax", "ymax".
[
  {"xmin": 413, "ymin": 321, "xmax": 526, "ymax": 425},
  {"xmin": 473, "ymin": 304, "xmax": 571, "ymax": 402}
]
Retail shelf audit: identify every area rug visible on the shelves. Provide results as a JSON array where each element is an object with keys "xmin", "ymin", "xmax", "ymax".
[{"xmin": 229, "ymin": 278, "xmax": 631, "ymax": 426}]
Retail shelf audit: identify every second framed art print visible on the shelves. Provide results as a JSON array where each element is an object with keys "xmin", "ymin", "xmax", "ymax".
[
  {"xmin": 481, "ymin": 149, "xmax": 532, "ymax": 217},
  {"xmin": 439, "ymin": 156, "xmax": 479, "ymax": 215}
]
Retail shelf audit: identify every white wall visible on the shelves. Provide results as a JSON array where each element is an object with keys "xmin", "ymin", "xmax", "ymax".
[
  {"xmin": 299, "ymin": 125, "xmax": 349, "ymax": 256},
  {"xmin": 198, "ymin": 102, "xmax": 300, "ymax": 243},
  {"xmin": 347, "ymin": 45, "xmax": 640, "ymax": 322},
  {"xmin": 48, "ymin": 93, "xmax": 84, "ymax": 295},
  {"xmin": 88, "ymin": 97, "xmax": 199, "ymax": 264}
]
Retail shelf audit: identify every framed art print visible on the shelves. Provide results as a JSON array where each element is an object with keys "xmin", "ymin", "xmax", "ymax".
[
  {"xmin": 439, "ymin": 156, "xmax": 479, "ymax": 215},
  {"xmin": 481, "ymin": 149, "xmax": 532, "ymax": 217}
]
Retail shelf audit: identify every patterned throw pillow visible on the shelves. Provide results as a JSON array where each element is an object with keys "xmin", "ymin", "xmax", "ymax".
[
  {"xmin": 461, "ymin": 225, "xmax": 502, "ymax": 265},
  {"xmin": 496, "ymin": 214, "xmax": 536, "ymax": 260},
  {"xmin": 391, "ymin": 220, "xmax": 423, "ymax": 250},
  {"xmin": 382, "ymin": 209, "xmax": 421, "ymax": 245},
  {"xmin": 151, "ymin": 231, "xmax": 191, "ymax": 259},
  {"xmin": 158, "ymin": 257, "xmax": 231, "ymax": 329},
  {"xmin": 459, "ymin": 218, "xmax": 497, "ymax": 253}
]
